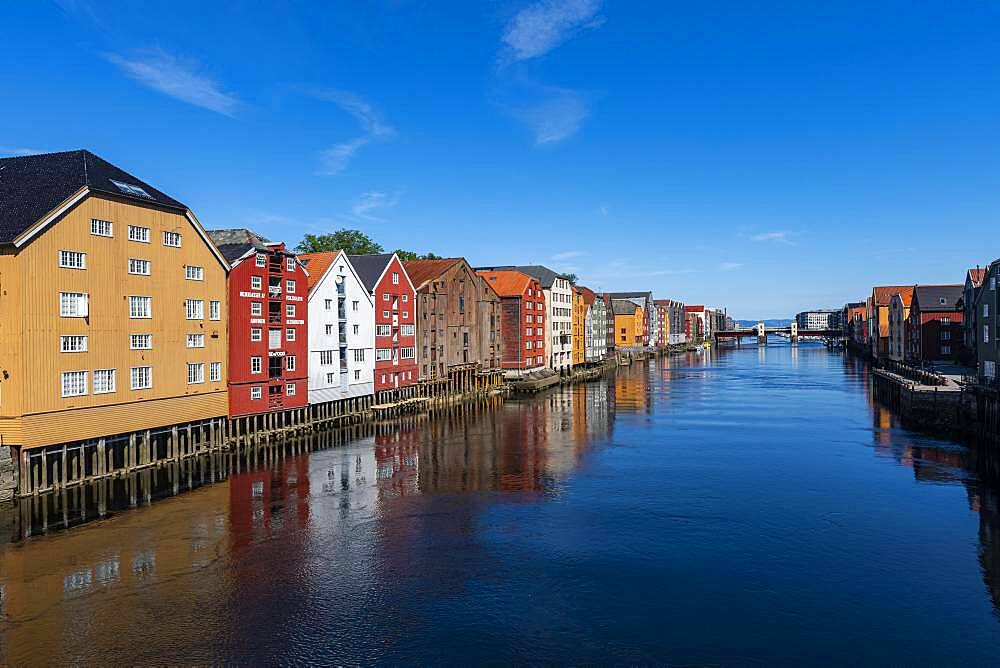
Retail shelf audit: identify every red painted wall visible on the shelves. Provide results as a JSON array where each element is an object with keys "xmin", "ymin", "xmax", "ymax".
[
  {"xmin": 227, "ymin": 245, "xmax": 309, "ymax": 417},
  {"xmin": 373, "ymin": 256, "xmax": 418, "ymax": 392},
  {"xmin": 498, "ymin": 278, "xmax": 545, "ymax": 370}
]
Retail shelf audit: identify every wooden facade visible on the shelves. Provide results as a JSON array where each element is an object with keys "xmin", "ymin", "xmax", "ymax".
[
  {"xmin": 0, "ymin": 193, "xmax": 229, "ymax": 449},
  {"xmin": 477, "ymin": 270, "xmax": 545, "ymax": 373}
]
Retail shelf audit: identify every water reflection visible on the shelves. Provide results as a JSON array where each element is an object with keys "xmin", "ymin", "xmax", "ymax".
[{"xmin": 4, "ymin": 350, "xmax": 1000, "ymax": 663}]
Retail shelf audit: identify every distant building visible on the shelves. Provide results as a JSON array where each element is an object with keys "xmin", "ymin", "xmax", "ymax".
[
  {"xmin": 868, "ymin": 286, "xmax": 913, "ymax": 358},
  {"xmin": 605, "ymin": 292, "xmax": 653, "ymax": 346},
  {"xmin": 907, "ymin": 285, "xmax": 963, "ymax": 364},
  {"xmin": 612, "ymin": 299, "xmax": 644, "ymax": 348},
  {"xmin": 658, "ymin": 299, "xmax": 686, "ymax": 345},
  {"xmin": 887, "ymin": 293, "xmax": 912, "ymax": 362},
  {"xmin": 976, "ymin": 260, "xmax": 1000, "ymax": 382},
  {"xmin": 962, "ymin": 267, "xmax": 986, "ymax": 363},
  {"xmin": 844, "ymin": 302, "xmax": 867, "ymax": 349},
  {"xmin": 577, "ymin": 286, "xmax": 605, "ymax": 364},
  {"xmin": 795, "ymin": 309, "xmax": 840, "ymax": 331},
  {"xmin": 685, "ymin": 305, "xmax": 706, "ymax": 343},
  {"xmin": 476, "ymin": 270, "xmax": 546, "ymax": 376},
  {"xmin": 572, "ymin": 286, "xmax": 586, "ymax": 366}
]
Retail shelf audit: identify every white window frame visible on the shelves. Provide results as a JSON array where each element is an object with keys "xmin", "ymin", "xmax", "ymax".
[
  {"xmin": 375, "ymin": 348, "xmax": 392, "ymax": 361},
  {"xmin": 185, "ymin": 299, "xmax": 204, "ymax": 320},
  {"xmin": 91, "ymin": 219, "xmax": 113, "ymax": 237},
  {"xmin": 251, "ymin": 356, "xmax": 262, "ymax": 374},
  {"xmin": 251, "ymin": 275, "xmax": 262, "ymax": 291},
  {"xmin": 130, "ymin": 334, "xmax": 152, "ymax": 350},
  {"xmin": 392, "ymin": 272, "xmax": 399, "ymax": 285},
  {"xmin": 163, "ymin": 231, "xmax": 182, "ymax": 247},
  {"xmin": 61, "ymin": 370, "xmax": 88, "ymax": 397},
  {"xmin": 286, "ymin": 257, "xmax": 295, "ymax": 272},
  {"xmin": 401, "ymin": 347, "xmax": 415, "ymax": 359},
  {"xmin": 251, "ymin": 328, "xmax": 262, "ymax": 342},
  {"xmin": 256, "ymin": 254, "xmax": 267, "ymax": 267},
  {"xmin": 186, "ymin": 333, "xmax": 205, "ymax": 348},
  {"xmin": 185, "ymin": 265, "xmax": 204, "ymax": 281},
  {"xmin": 60, "ymin": 292, "xmax": 89, "ymax": 318},
  {"xmin": 59, "ymin": 250, "xmax": 86, "ymax": 269},
  {"xmin": 129, "ymin": 296, "xmax": 152, "ymax": 319},
  {"xmin": 251, "ymin": 386, "xmax": 262, "ymax": 400},
  {"xmin": 187, "ymin": 363, "xmax": 205, "ymax": 384},
  {"xmin": 286, "ymin": 327, "xmax": 296, "ymax": 342},
  {"xmin": 60, "ymin": 335, "xmax": 88, "ymax": 353},
  {"xmin": 286, "ymin": 304, "xmax": 296, "ymax": 318},
  {"xmin": 286, "ymin": 382, "xmax": 296, "ymax": 396},
  {"xmin": 376, "ymin": 324, "xmax": 391, "ymax": 337},
  {"xmin": 286, "ymin": 279, "xmax": 296, "ymax": 294},
  {"xmin": 286, "ymin": 355, "xmax": 296, "ymax": 371},
  {"xmin": 210, "ymin": 361, "xmax": 222, "ymax": 382},
  {"xmin": 93, "ymin": 369, "xmax": 116, "ymax": 394},
  {"xmin": 401, "ymin": 324, "xmax": 414, "ymax": 336},
  {"xmin": 128, "ymin": 258, "xmax": 151, "ymax": 276},
  {"xmin": 130, "ymin": 366, "xmax": 152, "ymax": 390},
  {"xmin": 209, "ymin": 300, "xmax": 221, "ymax": 320},
  {"xmin": 128, "ymin": 225, "xmax": 150, "ymax": 243},
  {"xmin": 251, "ymin": 302, "xmax": 262, "ymax": 317}
]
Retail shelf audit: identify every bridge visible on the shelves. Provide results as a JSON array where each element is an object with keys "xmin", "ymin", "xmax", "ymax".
[{"xmin": 713, "ymin": 321, "xmax": 845, "ymax": 345}]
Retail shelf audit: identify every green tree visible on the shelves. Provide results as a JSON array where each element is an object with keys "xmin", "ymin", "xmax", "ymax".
[
  {"xmin": 393, "ymin": 249, "xmax": 443, "ymax": 261},
  {"xmin": 564, "ymin": 273, "xmax": 579, "ymax": 285},
  {"xmin": 295, "ymin": 229, "xmax": 384, "ymax": 255}
]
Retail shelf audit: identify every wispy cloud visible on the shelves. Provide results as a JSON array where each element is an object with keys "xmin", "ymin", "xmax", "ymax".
[
  {"xmin": 351, "ymin": 191, "xmax": 400, "ymax": 222},
  {"xmin": 305, "ymin": 88, "xmax": 395, "ymax": 175},
  {"xmin": 719, "ymin": 262, "xmax": 745, "ymax": 271},
  {"xmin": 0, "ymin": 146, "xmax": 43, "ymax": 157},
  {"xmin": 552, "ymin": 250, "xmax": 586, "ymax": 261},
  {"xmin": 105, "ymin": 48, "xmax": 240, "ymax": 117},
  {"xmin": 750, "ymin": 231, "xmax": 794, "ymax": 245},
  {"xmin": 599, "ymin": 205, "xmax": 609, "ymax": 216},
  {"xmin": 508, "ymin": 84, "xmax": 589, "ymax": 145},
  {"xmin": 501, "ymin": 0, "xmax": 604, "ymax": 64}
]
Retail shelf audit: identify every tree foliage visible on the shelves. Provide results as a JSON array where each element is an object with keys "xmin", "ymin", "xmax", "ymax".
[
  {"xmin": 295, "ymin": 229, "xmax": 384, "ymax": 255},
  {"xmin": 564, "ymin": 273, "xmax": 579, "ymax": 285},
  {"xmin": 395, "ymin": 250, "xmax": 443, "ymax": 261}
]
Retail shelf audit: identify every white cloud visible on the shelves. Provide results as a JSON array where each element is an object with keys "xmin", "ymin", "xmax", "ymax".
[
  {"xmin": 511, "ymin": 85, "xmax": 589, "ymax": 144},
  {"xmin": 351, "ymin": 191, "xmax": 399, "ymax": 222},
  {"xmin": 599, "ymin": 205, "xmax": 608, "ymax": 216},
  {"xmin": 306, "ymin": 88, "xmax": 395, "ymax": 175},
  {"xmin": 750, "ymin": 231, "xmax": 794, "ymax": 245},
  {"xmin": 105, "ymin": 49, "xmax": 240, "ymax": 117},
  {"xmin": 719, "ymin": 262, "xmax": 744, "ymax": 271},
  {"xmin": 552, "ymin": 250, "xmax": 586, "ymax": 261},
  {"xmin": 501, "ymin": 0, "xmax": 604, "ymax": 64},
  {"xmin": 0, "ymin": 146, "xmax": 43, "ymax": 157}
]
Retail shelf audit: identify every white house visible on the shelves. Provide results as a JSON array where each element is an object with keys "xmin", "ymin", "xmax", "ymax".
[{"xmin": 299, "ymin": 250, "xmax": 374, "ymax": 404}]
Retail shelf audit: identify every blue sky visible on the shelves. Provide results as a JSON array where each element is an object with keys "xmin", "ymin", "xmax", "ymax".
[{"xmin": 3, "ymin": 1, "xmax": 999, "ymax": 318}]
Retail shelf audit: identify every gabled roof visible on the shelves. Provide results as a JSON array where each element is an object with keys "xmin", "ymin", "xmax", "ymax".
[
  {"xmin": 872, "ymin": 285, "xmax": 913, "ymax": 306},
  {"xmin": 206, "ymin": 228, "xmax": 272, "ymax": 264},
  {"xmin": 914, "ymin": 284, "xmax": 963, "ymax": 312},
  {"xmin": 890, "ymin": 291, "xmax": 913, "ymax": 308},
  {"xmin": 477, "ymin": 270, "xmax": 535, "ymax": 297},
  {"xmin": 348, "ymin": 253, "xmax": 396, "ymax": 292},
  {"xmin": 475, "ymin": 264, "xmax": 567, "ymax": 288},
  {"xmin": 0, "ymin": 149, "xmax": 187, "ymax": 244},
  {"xmin": 403, "ymin": 258, "xmax": 462, "ymax": 289},
  {"xmin": 606, "ymin": 291, "xmax": 651, "ymax": 301},
  {"xmin": 612, "ymin": 299, "xmax": 640, "ymax": 316},
  {"xmin": 298, "ymin": 251, "xmax": 341, "ymax": 292},
  {"xmin": 685, "ymin": 304, "xmax": 705, "ymax": 313},
  {"xmin": 577, "ymin": 285, "xmax": 597, "ymax": 305},
  {"xmin": 968, "ymin": 267, "xmax": 986, "ymax": 288}
]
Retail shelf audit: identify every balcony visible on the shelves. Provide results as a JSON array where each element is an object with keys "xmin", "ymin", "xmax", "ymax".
[
  {"xmin": 268, "ymin": 315, "xmax": 282, "ymax": 324},
  {"xmin": 268, "ymin": 285, "xmax": 282, "ymax": 298}
]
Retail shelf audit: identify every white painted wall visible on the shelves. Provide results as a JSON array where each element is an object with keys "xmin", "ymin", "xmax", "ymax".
[
  {"xmin": 307, "ymin": 251, "xmax": 375, "ymax": 404},
  {"xmin": 547, "ymin": 277, "xmax": 573, "ymax": 371}
]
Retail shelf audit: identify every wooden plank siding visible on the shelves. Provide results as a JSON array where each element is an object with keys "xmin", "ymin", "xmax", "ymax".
[{"xmin": 0, "ymin": 194, "xmax": 229, "ymax": 449}]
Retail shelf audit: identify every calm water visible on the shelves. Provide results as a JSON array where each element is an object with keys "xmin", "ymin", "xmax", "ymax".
[{"xmin": 3, "ymin": 343, "xmax": 1000, "ymax": 665}]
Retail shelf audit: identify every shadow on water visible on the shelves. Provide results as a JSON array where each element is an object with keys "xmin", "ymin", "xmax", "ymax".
[{"xmin": 4, "ymin": 348, "xmax": 1000, "ymax": 663}]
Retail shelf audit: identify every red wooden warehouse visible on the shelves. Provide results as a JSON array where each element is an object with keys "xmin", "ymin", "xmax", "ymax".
[
  {"xmin": 476, "ymin": 270, "xmax": 546, "ymax": 373},
  {"xmin": 349, "ymin": 253, "xmax": 418, "ymax": 398},
  {"xmin": 207, "ymin": 229, "xmax": 309, "ymax": 417}
]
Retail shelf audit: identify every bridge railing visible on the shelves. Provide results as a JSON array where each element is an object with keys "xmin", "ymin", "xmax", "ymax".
[{"xmin": 882, "ymin": 359, "xmax": 948, "ymax": 386}]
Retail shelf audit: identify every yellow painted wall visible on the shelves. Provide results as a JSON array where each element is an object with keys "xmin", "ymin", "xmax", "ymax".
[
  {"xmin": 0, "ymin": 194, "xmax": 229, "ymax": 448},
  {"xmin": 572, "ymin": 289, "xmax": 585, "ymax": 365}
]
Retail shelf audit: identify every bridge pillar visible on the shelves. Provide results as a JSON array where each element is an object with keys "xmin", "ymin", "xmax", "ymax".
[
  {"xmin": 790, "ymin": 321, "xmax": 798, "ymax": 345},
  {"xmin": 756, "ymin": 321, "xmax": 766, "ymax": 345}
]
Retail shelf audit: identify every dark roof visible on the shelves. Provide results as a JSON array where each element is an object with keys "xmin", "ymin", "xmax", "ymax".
[
  {"xmin": 348, "ymin": 254, "xmax": 395, "ymax": 292},
  {"xmin": 612, "ymin": 299, "xmax": 640, "ymax": 316},
  {"xmin": 914, "ymin": 284, "xmax": 963, "ymax": 312},
  {"xmin": 475, "ymin": 264, "xmax": 567, "ymax": 288},
  {"xmin": 606, "ymin": 291, "xmax": 651, "ymax": 301},
  {"xmin": 0, "ymin": 149, "xmax": 186, "ymax": 244},
  {"xmin": 206, "ymin": 228, "xmax": 272, "ymax": 264}
]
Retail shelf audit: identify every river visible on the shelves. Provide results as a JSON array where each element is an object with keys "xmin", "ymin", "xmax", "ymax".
[{"xmin": 2, "ymin": 343, "xmax": 1000, "ymax": 665}]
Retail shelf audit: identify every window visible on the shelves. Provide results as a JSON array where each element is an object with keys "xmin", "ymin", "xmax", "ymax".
[
  {"xmin": 256, "ymin": 254, "xmax": 266, "ymax": 267},
  {"xmin": 163, "ymin": 231, "xmax": 182, "ymax": 247},
  {"xmin": 325, "ymin": 299, "xmax": 333, "ymax": 310},
  {"xmin": 91, "ymin": 219, "xmax": 113, "ymax": 237},
  {"xmin": 320, "ymin": 350, "xmax": 334, "ymax": 365},
  {"xmin": 526, "ymin": 341, "xmax": 533, "ymax": 350},
  {"xmin": 401, "ymin": 347, "xmax": 415, "ymax": 359},
  {"xmin": 376, "ymin": 324, "xmax": 391, "ymax": 337},
  {"xmin": 130, "ymin": 334, "xmax": 152, "ymax": 349},
  {"xmin": 187, "ymin": 333, "xmax": 205, "ymax": 348},
  {"xmin": 210, "ymin": 362, "xmax": 222, "ymax": 382},
  {"xmin": 251, "ymin": 356, "xmax": 262, "ymax": 374},
  {"xmin": 93, "ymin": 369, "xmax": 116, "ymax": 394},
  {"xmin": 382, "ymin": 310, "xmax": 390, "ymax": 318},
  {"xmin": 392, "ymin": 272, "xmax": 399, "ymax": 285},
  {"xmin": 526, "ymin": 327, "xmax": 532, "ymax": 337},
  {"xmin": 60, "ymin": 335, "xmax": 88, "ymax": 352},
  {"xmin": 286, "ymin": 383, "xmax": 296, "ymax": 396},
  {"xmin": 354, "ymin": 348, "xmax": 366, "ymax": 362},
  {"xmin": 61, "ymin": 371, "xmax": 88, "ymax": 397},
  {"xmin": 402, "ymin": 311, "xmax": 409, "ymax": 319},
  {"xmin": 185, "ymin": 265, "xmax": 204, "ymax": 281},
  {"xmin": 986, "ymin": 360, "xmax": 997, "ymax": 379},
  {"xmin": 985, "ymin": 325, "xmax": 991, "ymax": 344},
  {"xmin": 352, "ymin": 300, "xmax": 359, "ymax": 311},
  {"xmin": 59, "ymin": 250, "xmax": 86, "ymax": 269},
  {"xmin": 941, "ymin": 317, "xmax": 951, "ymax": 325},
  {"xmin": 251, "ymin": 275, "xmax": 262, "ymax": 290},
  {"xmin": 286, "ymin": 257, "xmax": 295, "ymax": 272},
  {"xmin": 986, "ymin": 304, "xmax": 991, "ymax": 318},
  {"xmin": 325, "ymin": 324, "xmax": 333, "ymax": 335},
  {"xmin": 383, "ymin": 293, "xmax": 390, "ymax": 302},
  {"xmin": 286, "ymin": 355, "xmax": 296, "ymax": 371},
  {"xmin": 286, "ymin": 327, "xmax": 296, "ymax": 342},
  {"xmin": 128, "ymin": 258, "xmax": 151, "ymax": 275},
  {"xmin": 354, "ymin": 370, "xmax": 361, "ymax": 380},
  {"xmin": 353, "ymin": 324, "xmax": 359, "ymax": 335},
  {"xmin": 941, "ymin": 331, "xmax": 951, "ymax": 341},
  {"xmin": 187, "ymin": 363, "xmax": 205, "ymax": 384},
  {"xmin": 286, "ymin": 304, "xmax": 296, "ymax": 318},
  {"xmin": 185, "ymin": 299, "xmax": 204, "ymax": 320},
  {"xmin": 402, "ymin": 293, "xmax": 409, "ymax": 303},
  {"xmin": 128, "ymin": 225, "xmax": 150, "ymax": 243},
  {"xmin": 129, "ymin": 296, "xmax": 151, "ymax": 319},
  {"xmin": 130, "ymin": 366, "xmax": 152, "ymax": 390},
  {"xmin": 401, "ymin": 324, "xmax": 414, "ymax": 336},
  {"xmin": 251, "ymin": 386, "xmax": 262, "ymax": 400},
  {"xmin": 326, "ymin": 373, "xmax": 335, "ymax": 384},
  {"xmin": 60, "ymin": 292, "xmax": 89, "ymax": 317},
  {"xmin": 111, "ymin": 179, "xmax": 152, "ymax": 199},
  {"xmin": 375, "ymin": 348, "xmax": 392, "ymax": 361},
  {"xmin": 286, "ymin": 279, "xmax": 296, "ymax": 294},
  {"xmin": 251, "ymin": 302, "xmax": 262, "ymax": 317},
  {"xmin": 209, "ymin": 301, "xmax": 221, "ymax": 320}
]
